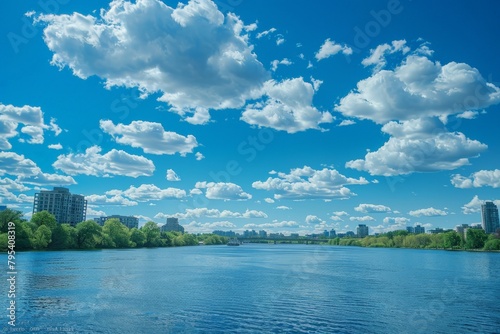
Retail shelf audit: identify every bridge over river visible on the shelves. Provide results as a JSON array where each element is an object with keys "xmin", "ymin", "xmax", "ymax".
[{"xmin": 236, "ymin": 237, "xmax": 330, "ymax": 244}]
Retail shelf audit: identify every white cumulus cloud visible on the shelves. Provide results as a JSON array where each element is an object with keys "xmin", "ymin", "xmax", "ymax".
[
  {"xmin": 166, "ymin": 169, "xmax": 181, "ymax": 181},
  {"xmin": 315, "ymin": 38, "xmax": 352, "ymax": 61},
  {"xmin": 53, "ymin": 145, "xmax": 155, "ymax": 177},
  {"xmin": 409, "ymin": 207, "xmax": 447, "ymax": 217},
  {"xmin": 241, "ymin": 78, "xmax": 334, "ymax": 133},
  {"xmin": 336, "ymin": 52, "xmax": 500, "ymax": 124},
  {"xmin": 346, "ymin": 118, "xmax": 487, "ymax": 176},
  {"xmin": 36, "ymin": 0, "xmax": 269, "ymax": 124},
  {"xmin": 100, "ymin": 120, "xmax": 198, "ymax": 156},
  {"xmin": 195, "ymin": 181, "xmax": 252, "ymax": 200},
  {"xmin": 354, "ymin": 204, "xmax": 392, "ymax": 213},
  {"xmin": 252, "ymin": 165, "xmax": 369, "ymax": 200},
  {"xmin": 0, "ymin": 103, "xmax": 61, "ymax": 149},
  {"xmin": 451, "ymin": 169, "xmax": 500, "ymax": 188}
]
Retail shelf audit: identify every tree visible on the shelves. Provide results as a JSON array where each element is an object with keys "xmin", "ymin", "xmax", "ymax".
[
  {"xmin": 49, "ymin": 224, "xmax": 77, "ymax": 250},
  {"xmin": 130, "ymin": 228, "xmax": 146, "ymax": 247},
  {"xmin": 15, "ymin": 222, "xmax": 33, "ymax": 250},
  {"xmin": 76, "ymin": 220, "xmax": 102, "ymax": 249},
  {"xmin": 141, "ymin": 221, "xmax": 161, "ymax": 247},
  {"xmin": 443, "ymin": 231, "xmax": 462, "ymax": 249},
  {"xmin": 32, "ymin": 225, "xmax": 52, "ymax": 249},
  {"xmin": 102, "ymin": 218, "xmax": 131, "ymax": 248},
  {"xmin": 483, "ymin": 238, "xmax": 500, "ymax": 251},
  {"xmin": 31, "ymin": 211, "xmax": 57, "ymax": 230},
  {"xmin": 0, "ymin": 209, "xmax": 24, "ymax": 233},
  {"xmin": 465, "ymin": 229, "xmax": 488, "ymax": 249}
]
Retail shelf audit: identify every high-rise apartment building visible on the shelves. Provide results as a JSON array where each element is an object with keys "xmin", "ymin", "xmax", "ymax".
[
  {"xmin": 357, "ymin": 224, "xmax": 369, "ymax": 238},
  {"xmin": 161, "ymin": 217, "xmax": 184, "ymax": 233},
  {"xmin": 33, "ymin": 187, "xmax": 87, "ymax": 226},
  {"xmin": 481, "ymin": 202, "xmax": 499, "ymax": 234}
]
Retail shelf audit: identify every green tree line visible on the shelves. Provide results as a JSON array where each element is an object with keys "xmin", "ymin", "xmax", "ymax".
[
  {"xmin": 0, "ymin": 209, "xmax": 228, "ymax": 251},
  {"xmin": 328, "ymin": 229, "xmax": 500, "ymax": 251}
]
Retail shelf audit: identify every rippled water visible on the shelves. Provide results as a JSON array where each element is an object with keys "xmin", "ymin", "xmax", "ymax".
[{"xmin": 2, "ymin": 245, "xmax": 500, "ymax": 333}]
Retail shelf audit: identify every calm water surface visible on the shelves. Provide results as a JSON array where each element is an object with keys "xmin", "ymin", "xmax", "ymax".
[{"xmin": 2, "ymin": 245, "xmax": 500, "ymax": 333}]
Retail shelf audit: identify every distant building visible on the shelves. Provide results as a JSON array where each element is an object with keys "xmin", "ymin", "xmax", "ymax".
[
  {"xmin": 407, "ymin": 225, "xmax": 425, "ymax": 234},
  {"xmin": 481, "ymin": 202, "xmax": 500, "ymax": 234},
  {"xmin": 329, "ymin": 229, "xmax": 336, "ymax": 238},
  {"xmin": 161, "ymin": 217, "xmax": 184, "ymax": 233},
  {"xmin": 213, "ymin": 230, "xmax": 236, "ymax": 237},
  {"xmin": 357, "ymin": 224, "xmax": 369, "ymax": 238},
  {"xmin": 290, "ymin": 233, "xmax": 299, "ymax": 238},
  {"xmin": 323, "ymin": 230, "xmax": 330, "ymax": 238},
  {"xmin": 429, "ymin": 228, "xmax": 445, "ymax": 234},
  {"xmin": 94, "ymin": 215, "xmax": 138, "ymax": 229},
  {"xmin": 0, "ymin": 205, "xmax": 7, "ymax": 211},
  {"xmin": 258, "ymin": 230, "xmax": 267, "ymax": 238},
  {"xmin": 33, "ymin": 187, "xmax": 87, "ymax": 226},
  {"xmin": 414, "ymin": 225, "xmax": 425, "ymax": 234},
  {"xmin": 345, "ymin": 231, "xmax": 356, "ymax": 238},
  {"xmin": 455, "ymin": 224, "xmax": 469, "ymax": 239},
  {"xmin": 243, "ymin": 230, "xmax": 258, "ymax": 238}
]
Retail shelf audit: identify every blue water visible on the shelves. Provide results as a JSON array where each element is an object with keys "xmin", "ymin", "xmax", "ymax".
[{"xmin": 2, "ymin": 245, "xmax": 500, "ymax": 333}]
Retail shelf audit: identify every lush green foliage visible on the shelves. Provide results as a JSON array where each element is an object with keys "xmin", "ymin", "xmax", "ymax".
[
  {"xmin": 0, "ymin": 211, "xmax": 227, "ymax": 251},
  {"xmin": 329, "ymin": 229, "xmax": 499, "ymax": 251}
]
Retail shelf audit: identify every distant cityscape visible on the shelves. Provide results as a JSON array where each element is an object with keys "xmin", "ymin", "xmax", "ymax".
[{"xmin": 2, "ymin": 186, "xmax": 498, "ymax": 239}]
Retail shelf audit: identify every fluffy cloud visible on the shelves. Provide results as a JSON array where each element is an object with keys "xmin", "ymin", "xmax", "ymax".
[
  {"xmin": 86, "ymin": 194, "xmax": 138, "ymax": 206},
  {"xmin": 195, "ymin": 181, "xmax": 252, "ymax": 200},
  {"xmin": 354, "ymin": 204, "xmax": 391, "ymax": 213},
  {"xmin": 0, "ymin": 103, "xmax": 61, "ymax": 149},
  {"xmin": 315, "ymin": 39, "xmax": 352, "ymax": 61},
  {"xmin": 241, "ymin": 78, "xmax": 334, "ymax": 133},
  {"xmin": 166, "ymin": 169, "xmax": 181, "ymax": 181},
  {"xmin": 409, "ymin": 207, "xmax": 447, "ymax": 217},
  {"xmin": 112, "ymin": 184, "xmax": 186, "ymax": 201},
  {"xmin": 270, "ymin": 58, "xmax": 292, "ymax": 72},
  {"xmin": 276, "ymin": 205, "xmax": 290, "ymax": 210},
  {"xmin": 338, "ymin": 120, "xmax": 356, "ymax": 127},
  {"xmin": 243, "ymin": 220, "xmax": 298, "ymax": 229},
  {"xmin": 195, "ymin": 152, "xmax": 205, "ymax": 161},
  {"xmin": 0, "ymin": 151, "xmax": 41, "ymax": 177},
  {"xmin": 16, "ymin": 172, "xmax": 76, "ymax": 186},
  {"xmin": 37, "ymin": 0, "xmax": 268, "ymax": 124},
  {"xmin": 256, "ymin": 27, "xmax": 276, "ymax": 39},
  {"xmin": 346, "ymin": 118, "xmax": 487, "ymax": 176},
  {"xmin": 184, "ymin": 220, "xmax": 237, "ymax": 233},
  {"xmin": 461, "ymin": 195, "xmax": 500, "ymax": 214},
  {"xmin": 252, "ymin": 165, "xmax": 369, "ymax": 200},
  {"xmin": 361, "ymin": 40, "xmax": 410, "ymax": 71},
  {"xmin": 100, "ymin": 120, "xmax": 198, "ymax": 156},
  {"xmin": 457, "ymin": 111, "xmax": 479, "ymax": 119},
  {"xmin": 337, "ymin": 52, "xmax": 500, "ymax": 124},
  {"xmin": 264, "ymin": 198, "xmax": 274, "ymax": 203},
  {"xmin": 53, "ymin": 145, "xmax": 155, "ymax": 177},
  {"xmin": 451, "ymin": 169, "xmax": 500, "ymax": 188},
  {"xmin": 0, "ymin": 177, "xmax": 30, "ymax": 192},
  {"xmin": 305, "ymin": 215, "xmax": 325, "ymax": 225},
  {"xmin": 338, "ymin": 45, "xmax": 497, "ymax": 176},
  {"xmin": 0, "ymin": 151, "xmax": 75, "ymax": 186},
  {"xmin": 48, "ymin": 143, "xmax": 63, "ymax": 150},
  {"xmin": 349, "ymin": 216, "xmax": 375, "ymax": 222},
  {"xmin": 157, "ymin": 207, "xmax": 267, "ymax": 220}
]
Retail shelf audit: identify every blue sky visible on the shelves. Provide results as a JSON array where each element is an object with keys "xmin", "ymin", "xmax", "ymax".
[{"xmin": 1, "ymin": 0, "xmax": 499, "ymax": 235}]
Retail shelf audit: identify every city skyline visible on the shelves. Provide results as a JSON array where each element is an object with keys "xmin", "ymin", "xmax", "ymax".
[{"xmin": 1, "ymin": 0, "xmax": 499, "ymax": 236}]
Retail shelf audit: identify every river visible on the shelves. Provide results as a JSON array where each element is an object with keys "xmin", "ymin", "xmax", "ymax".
[{"xmin": 2, "ymin": 244, "xmax": 499, "ymax": 333}]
